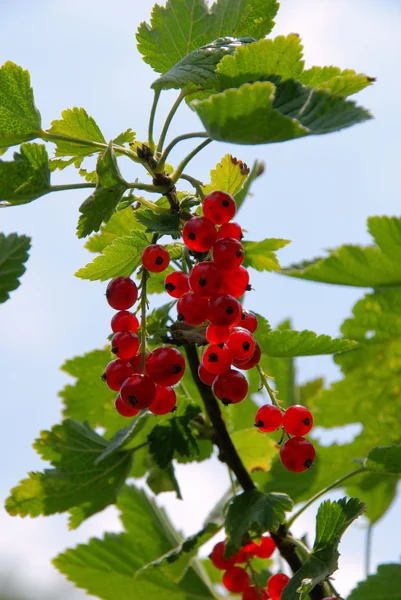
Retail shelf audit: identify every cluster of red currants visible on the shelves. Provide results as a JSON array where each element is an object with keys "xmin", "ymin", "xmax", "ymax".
[{"xmin": 210, "ymin": 537, "xmax": 290, "ymax": 600}]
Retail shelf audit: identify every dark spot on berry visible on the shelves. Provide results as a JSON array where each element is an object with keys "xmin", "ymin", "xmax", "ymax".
[
  {"xmin": 236, "ymin": 248, "xmax": 244, "ymax": 258},
  {"xmin": 173, "ymin": 364, "xmax": 183, "ymax": 373},
  {"xmin": 241, "ymin": 311, "xmax": 247, "ymax": 320},
  {"xmin": 165, "ymin": 282, "xmax": 176, "ymax": 292},
  {"xmin": 240, "ymin": 232, "xmax": 244, "ymax": 239},
  {"xmin": 128, "ymin": 395, "xmax": 137, "ymax": 406},
  {"xmin": 155, "ymin": 256, "xmax": 163, "ymax": 265},
  {"xmin": 226, "ymin": 305, "xmax": 234, "ymax": 314},
  {"xmin": 199, "ymin": 277, "xmax": 207, "ymax": 287},
  {"xmin": 246, "ymin": 284, "xmax": 252, "ymax": 291},
  {"xmin": 105, "ymin": 289, "xmax": 110, "ymax": 298},
  {"xmin": 303, "ymin": 418, "xmax": 311, "ymax": 426},
  {"xmin": 222, "ymin": 199, "xmax": 230, "ymax": 207},
  {"xmin": 304, "ymin": 458, "xmax": 314, "ymax": 469},
  {"xmin": 177, "ymin": 313, "xmax": 184, "ymax": 321},
  {"xmin": 222, "ymin": 399, "xmax": 232, "ymax": 405},
  {"xmin": 111, "ymin": 345, "xmax": 118, "ymax": 354},
  {"xmin": 217, "ymin": 343, "xmax": 225, "ymax": 348},
  {"xmin": 208, "ymin": 353, "xmax": 218, "ymax": 362},
  {"xmin": 170, "ymin": 406, "xmax": 177, "ymax": 413},
  {"xmin": 188, "ymin": 232, "xmax": 196, "ymax": 240},
  {"xmin": 243, "ymin": 342, "xmax": 250, "ymax": 351},
  {"xmin": 256, "ymin": 420, "xmax": 264, "ymax": 428},
  {"xmin": 101, "ymin": 373, "xmax": 107, "ymax": 381}
]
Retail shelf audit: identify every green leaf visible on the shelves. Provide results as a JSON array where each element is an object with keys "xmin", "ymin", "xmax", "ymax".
[
  {"xmin": 231, "ymin": 428, "xmax": 278, "ymax": 472},
  {"xmin": 259, "ymin": 328, "xmax": 357, "ymax": 357},
  {"xmin": 77, "ymin": 143, "xmax": 128, "ymax": 238},
  {"xmin": 48, "ymin": 107, "xmax": 106, "ymax": 157},
  {"xmin": 282, "ymin": 498, "xmax": 365, "ymax": 600},
  {"xmin": 0, "ymin": 61, "xmax": 41, "ymax": 148},
  {"xmin": 95, "ymin": 413, "xmax": 147, "ymax": 464},
  {"xmin": 347, "ymin": 564, "xmax": 401, "ymax": 600},
  {"xmin": 0, "ymin": 233, "xmax": 31, "ymax": 303},
  {"xmin": 368, "ymin": 215, "xmax": 401, "ymax": 257},
  {"xmin": 113, "ymin": 128, "xmax": 136, "ymax": 145},
  {"xmin": 75, "ymin": 230, "xmax": 150, "ymax": 281},
  {"xmin": 135, "ymin": 208, "xmax": 181, "ymax": 236},
  {"xmin": 299, "ymin": 66, "xmax": 374, "ymax": 96},
  {"xmin": 234, "ymin": 159, "xmax": 265, "ymax": 211},
  {"xmin": 365, "ymin": 445, "xmax": 401, "ymax": 475},
  {"xmin": 5, "ymin": 420, "xmax": 133, "ymax": 529},
  {"xmin": 146, "ymin": 463, "xmax": 182, "ymax": 499},
  {"xmin": 137, "ymin": 0, "xmax": 278, "ymax": 75},
  {"xmin": 85, "ymin": 206, "xmax": 145, "ymax": 252},
  {"xmin": 225, "ymin": 490, "xmax": 293, "ymax": 552},
  {"xmin": 242, "ymin": 238, "xmax": 290, "ymax": 271},
  {"xmin": 49, "ymin": 156, "xmax": 81, "ymax": 171},
  {"xmin": 0, "ymin": 143, "xmax": 50, "ymax": 206},
  {"xmin": 203, "ymin": 153, "xmax": 250, "ymax": 197}
]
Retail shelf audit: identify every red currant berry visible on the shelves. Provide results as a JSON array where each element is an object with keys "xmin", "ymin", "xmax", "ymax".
[
  {"xmin": 267, "ymin": 574, "xmax": 290, "ymax": 600},
  {"xmin": 164, "ymin": 271, "xmax": 190, "ymax": 298},
  {"xmin": 189, "ymin": 262, "xmax": 223, "ymax": 297},
  {"xmin": 212, "ymin": 238, "xmax": 244, "ymax": 271},
  {"xmin": 242, "ymin": 586, "xmax": 269, "ymax": 600},
  {"xmin": 106, "ymin": 277, "xmax": 138, "ymax": 310},
  {"xmin": 183, "ymin": 217, "xmax": 217, "ymax": 252},
  {"xmin": 227, "ymin": 328, "xmax": 256, "ymax": 361},
  {"xmin": 213, "ymin": 369, "xmax": 248, "ymax": 404},
  {"xmin": 129, "ymin": 352, "xmax": 147, "ymax": 374},
  {"xmin": 149, "ymin": 385, "xmax": 177, "ymax": 415},
  {"xmin": 198, "ymin": 363, "xmax": 217, "ymax": 386},
  {"xmin": 217, "ymin": 221, "xmax": 243, "ymax": 241},
  {"xmin": 202, "ymin": 190, "xmax": 236, "ymax": 224},
  {"xmin": 142, "ymin": 244, "xmax": 170, "ymax": 273},
  {"xmin": 111, "ymin": 331, "xmax": 140, "ymax": 360},
  {"xmin": 283, "ymin": 405, "xmax": 314, "ymax": 436},
  {"xmin": 103, "ymin": 359, "xmax": 134, "ymax": 391},
  {"xmin": 120, "ymin": 374, "xmax": 156, "ymax": 409},
  {"xmin": 207, "ymin": 293, "xmax": 242, "ymax": 327},
  {"xmin": 234, "ymin": 342, "xmax": 262, "ymax": 370},
  {"xmin": 234, "ymin": 541, "xmax": 259, "ymax": 563},
  {"xmin": 115, "ymin": 393, "xmax": 140, "ymax": 417},
  {"xmin": 223, "ymin": 567, "xmax": 250, "ymax": 594},
  {"xmin": 111, "ymin": 311, "xmax": 139, "ymax": 333},
  {"xmin": 202, "ymin": 344, "xmax": 233, "ymax": 375},
  {"xmin": 220, "ymin": 265, "xmax": 250, "ymax": 298},
  {"xmin": 210, "ymin": 541, "xmax": 236, "ymax": 570},
  {"xmin": 177, "ymin": 292, "xmax": 209, "ymax": 325},
  {"xmin": 206, "ymin": 323, "xmax": 231, "ymax": 345},
  {"xmin": 146, "ymin": 346, "xmax": 186, "ymax": 386},
  {"xmin": 240, "ymin": 311, "xmax": 258, "ymax": 333},
  {"xmin": 280, "ymin": 437, "xmax": 316, "ymax": 473},
  {"xmin": 254, "ymin": 536, "xmax": 276, "ymax": 559},
  {"xmin": 255, "ymin": 404, "xmax": 283, "ymax": 432}
]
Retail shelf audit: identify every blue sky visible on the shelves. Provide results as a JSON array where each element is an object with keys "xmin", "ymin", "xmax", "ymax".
[{"xmin": 1, "ymin": 0, "xmax": 401, "ymax": 597}]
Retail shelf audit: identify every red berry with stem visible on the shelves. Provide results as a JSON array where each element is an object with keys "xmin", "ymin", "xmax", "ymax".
[
  {"xmin": 267, "ymin": 574, "xmax": 290, "ymax": 600},
  {"xmin": 234, "ymin": 342, "xmax": 262, "ymax": 370},
  {"xmin": 164, "ymin": 271, "xmax": 190, "ymax": 298},
  {"xmin": 111, "ymin": 331, "xmax": 140, "ymax": 360},
  {"xmin": 280, "ymin": 437, "xmax": 316, "ymax": 472},
  {"xmin": 217, "ymin": 221, "xmax": 243, "ymax": 241},
  {"xmin": 202, "ymin": 190, "xmax": 236, "ymax": 224},
  {"xmin": 207, "ymin": 293, "xmax": 242, "ymax": 327},
  {"xmin": 111, "ymin": 311, "xmax": 139, "ymax": 333},
  {"xmin": 242, "ymin": 586, "xmax": 269, "ymax": 600},
  {"xmin": 234, "ymin": 541, "xmax": 259, "ymax": 563},
  {"xmin": 220, "ymin": 265, "xmax": 250, "ymax": 298},
  {"xmin": 189, "ymin": 261, "xmax": 223, "ymax": 297},
  {"xmin": 227, "ymin": 327, "xmax": 256, "ymax": 361},
  {"xmin": 206, "ymin": 323, "xmax": 231, "ymax": 345},
  {"xmin": 202, "ymin": 344, "xmax": 233, "ymax": 375},
  {"xmin": 149, "ymin": 385, "xmax": 177, "ymax": 415},
  {"xmin": 183, "ymin": 217, "xmax": 217, "ymax": 252},
  {"xmin": 254, "ymin": 536, "xmax": 276, "ymax": 559},
  {"xmin": 103, "ymin": 359, "xmax": 134, "ymax": 391},
  {"xmin": 213, "ymin": 369, "xmax": 248, "ymax": 404},
  {"xmin": 146, "ymin": 346, "xmax": 186, "ymax": 386},
  {"xmin": 198, "ymin": 363, "xmax": 217, "ymax": 386},
  {"xmin": 120, "ymin": 374, "xmax": 156, "ymax": 409},
  {"xmin": 141, "ymin": 244, "xmax": 170, "ymax": 273},
  {"xmin": 177, "ymin": 291, "xmax": 209, "ymax": 325},
  {"xmin": 210, "ymin": 541, "xmax": 236, "ymax": 570},
  {"xmin": 212, "ymin": 238, "xmax": 244, "ymax": 270},
  {"xmin": 106, "ymin": 277, "xmax": 138, "ymax": 310},
  {"xmin": 283, "ymin": 405, "xmax": 314, "ymax": 436},
  {"xmin": 223, "ymin": 567, "xmax": 250, "ymax": 594},
  {"xmin": 255, "ymin": 404, "xmax": 283, "ymax": 432},
  {"xmin": 241, "ymin": 310, "xmax": 258, "ymax": 333},
  {"xmin": 129, "ymin": 352, "xmax": 147, "ymax": 374},
  {"xmin": 115, "ymin": 393, "xmax": 140, "ymax": 417}
]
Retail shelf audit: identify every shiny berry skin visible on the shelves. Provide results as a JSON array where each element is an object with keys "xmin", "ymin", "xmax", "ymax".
[
  {"xmin": 198, "ymin": 363, "xmax": 217, "ymax": 386},
  {"xmin": 202, "ymin": 190, "xmax": 236, "ymax": 224},
  {"xmin": 217, "ymin": 221, "xmax": 243, "ymax": 241},
  {"xmin": 255, "ymin": 404, "xmax": 283, "ymax": 432},
  {"xmin": 142, "ymin": 244, "xmax": 170, "ymax": 272},
  {"xmin": 183, "ymin": 217, "xmax": 217, "ymax": 252},
  {"xmin": 242, "ymin": 586, "xmax": 269, "ymax": 600},
  {"xmin": 177, "ymin": 291, "xmax": 209, "ymax": 326},
  {"xmin": 210, "ymin": 541, "xmax": 236, "ymax": 570},
  {"xmin": 146, "ymin": 346, "xmax": 186, "ymax": 386},
  {"xmin": 283, "ymin": 405, "xmax": 314, "ymax": 436},
  {"xmin": 234, "ymin": 342, "xmax": 262, "ymax": 370},
  {"xmin": 202, "ymin": 344, "xmax": 233, "ymax": 375},
  {"xmin": 149, "ymin": 385, "xmax": 177, "ymax": 415},
  {"xmin": 115, "ymin": 393, "xmax": 140, "ymax": 417},
  {"xmin": 227, "ymin": 327, "xmax": 256, "ymax": 361},
  {"xmin": 267, "ymin": 574, "xmax": 290, "ymax": 600},
  {"xmin": 241, "ymin": 310, "xmax": 258, "ymax": 333},
  {"xmin": 120, "ymin": 374, "xmax": 156, "ymax": 409},
  {"xmin": 280, "ymin": 436, "xmax": 316, "ymax": 473},
  {"xmin": 106, "ymin": 277, "xmax": 138, "ymax": 310},
  {"xmin": 206, "ymin": 324, "xmax": 231, "ymax": 345},
  {"xmin": 111, "ymin": 331, "xmax": 140, "ymax": 360},
  {"xmin": 103, "ymin": 359, "xmax": 134, "ymax": 391},
  {"xmin": 223, "ymin": 567, "xmax": 250, "ymax": 594},
  {"xmin": 254, "ymin": 536, "xmax": 276, "ymax": 559},
  {"xmin": 164, "ymin": 271, "xmax": 190, "ymax": 298},
  {"xmin": 212, "ymin": 238, "xmax": 244, "ymax": 270},
  {"xmin": 220, "ymin": 265, "xmax": 250, "ymax": 298},
  {"xmin": 111, "ymin": 311, "xmax": 139, "ymax": 333},
  {"xmin": 213, "ymin": 369, "xmax": 248, "ymax": 404},
  {"xmin": 207, "ymin": 293, "xmax": 242, "ymax": 327},
  {"xmin": 189, "ymin": 262, "xmax": 223, "ymax": 297},
  {"xmin": 234, "ymin": 541, "xmax": 259, "ymax": 563}
]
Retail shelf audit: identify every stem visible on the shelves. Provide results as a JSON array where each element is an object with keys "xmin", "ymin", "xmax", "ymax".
[
  {"xmin": 179, "ymin": 173, "xmax": 205, "ymax": 199},
  {"xmin": 156, "ymin": 132, "xmax": 210, "ymax": 173},
  {"xmin": 139, "ymin": 268, "xmax": 150, "ymax": 372},
  {"xmin": 286, "ymin": 467, "xmax": 366, "ymax": 529},
  {"xmin": 148, "ymin": 89, "xmax": 161, "ymax": 153},
  {"xmin": 365, "ymin": 524, "xmax": 373, "ymax": 578},
  {"xmin": 171, "ymin": 138, "xmax": 212, "ymax": 183},
  {"xmin": 48, "ymin": 183, "xmax": 96, "ymax": 192},
  {"xmin": 137, "ymin": 197, "xmax": 171, "ymax": 214},
  {"xmin": 156, "ymin": 90, "xmax": 186, "ymax": 154},
  {"xmin": 126, "ymin": 181, "xmax": 168, "ymax": 194},
  {"xmin": 41, "ymin": 131, "xmax": 139, "ymax": 162},
  {"xmin": 228, "ymin": 467, "xmax": 236, "ymax": 496},
  {"xmin": 256, "ymin": 364, "xmax": 283, "ymax": 412}
]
